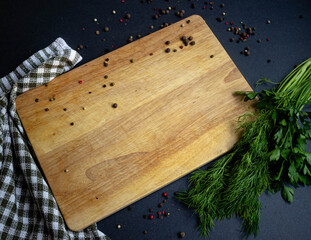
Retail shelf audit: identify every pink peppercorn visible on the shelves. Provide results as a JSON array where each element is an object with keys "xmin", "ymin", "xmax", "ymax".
[
  {"xmin": 149, "ymin": 215, "xmax": 154, "ymax": 219},
  {"xmin": 158, "ymin": 203, "xmax": 162, "ymax": 208},
  {"xmin": 79, "ymin": 80, "xmax": 83, "ymax": 84},
  {"xmin": 266, "ymin": 38, "xmax": 270, "ymax": 41},
  {"xmin": 163, "ymin": 192, "xmax": 167, "ymax": 197},
  {"xmin": 230, "ymin": 21, "xmax": 234, "ymax": 25}
]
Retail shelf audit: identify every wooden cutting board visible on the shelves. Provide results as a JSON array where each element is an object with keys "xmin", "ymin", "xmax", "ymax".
[{"xmin": 16, "ymin": 15, "xmax": 253, "ymax": 231}]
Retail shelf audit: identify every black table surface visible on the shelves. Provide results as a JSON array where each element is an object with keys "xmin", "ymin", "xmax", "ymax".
[{"xmin": 1, "ymin": 0, "xmax": 311, "ymax": 239}]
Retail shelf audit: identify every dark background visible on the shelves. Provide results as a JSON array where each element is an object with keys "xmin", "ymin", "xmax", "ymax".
[{"xmin": 1, "ymin": 0, "xmax": 311, "ymax": 239}]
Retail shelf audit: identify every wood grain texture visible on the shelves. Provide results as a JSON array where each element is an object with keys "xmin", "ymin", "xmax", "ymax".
[{"xmin": 15, "ymin": 15, "xmax": 253, "ymax": 231}]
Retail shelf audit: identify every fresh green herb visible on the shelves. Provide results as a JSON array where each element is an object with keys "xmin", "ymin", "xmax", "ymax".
[{"xmin": 177, "ymin": 58, "xmax": 311, "ymax": 238}]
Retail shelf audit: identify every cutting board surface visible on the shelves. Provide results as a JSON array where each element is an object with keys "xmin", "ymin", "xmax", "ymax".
[{"xmin": 16, "ymin": 15, "xmax": 253, "ymax": 231}]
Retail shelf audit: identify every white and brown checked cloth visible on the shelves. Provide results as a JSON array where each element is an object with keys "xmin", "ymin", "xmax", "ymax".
[{"xmin": 0, "ymin": 38, "xmax": 110, "ymax": 239}]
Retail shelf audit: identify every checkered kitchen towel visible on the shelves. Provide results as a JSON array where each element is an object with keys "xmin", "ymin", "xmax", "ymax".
[{"xmin": 0, "ymin": 38, "xmax": 110, "ymax": 239}]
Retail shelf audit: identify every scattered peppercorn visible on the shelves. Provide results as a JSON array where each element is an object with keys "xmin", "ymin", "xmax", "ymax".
[
  {"xmin": 165, "ymin": 48, "xmax": 171, "ymax": 53},
  {"xmin": 230, "ymin": 38, "xmax": 234, "ymax": 42},
  {"xmin": 143, "ymin": 230, "xmax": 148, "ymax": 235},
  {"xmin": 150, "ymin": 25, "xmax": 154, "ymax": 29},
  {"xmin": 103, "ymin": 84, "xmax": 106, "ymax": 88},
  {"xmin": 220, "ymin": 3, "xmax": 225, "ymax": 7},
  {"xmin": 112, "ymin": 103, "xmax": 118, "ymax": 108},
  {"xmin": 216, "ymin": 17, "xmax": 224, "ymax": 22},
  {"xmin": 173, "ymin": 49, "xmax": 177, "ymax": 52},
  {"xmin": 149, "ymin": 208, "xmax": 153, "ymax": 212},
  {"xmin": 165, "ymin": 41, "xmax": 170, "ymax": 45},
  {"xmin": 267, "ymin": 59, "xmax": 271, "ymax": 63},
  {"xmin": 63, "ymin": 108, "xmax": 67, "ymax": 111},
  {"xmin": 35, "ymin": 98, "xmax": 39, "ymax": 102},
  {"xmin": 125, "ymin": 13, "xmax": 131, "ymax": 19},
  {"xmin": 82, "ymin": 107, "xmax": 86, "ymax": 110},
  {"xmin": 64, "ymin": 169, "xmax": 69, "ymax": 173},
  {"xmin": 116, "ymin": 225, "xmax": 121, "ymax": 229},
  {"xmin": 244, "ymin": 51, "xmax": 250, "ymax": 56},
  {"xmin": 104, "ymin": 75, "xmax": 108, "ymax": 79},
  {"xmin": 45, "ymin": 83, "xmax": 48, "ymax": 87},
  {"xmin": 266, "ymin": 20, "xmax": 271, "ymax": 24},
  {"xmin": 130, "ymin": 59, "xmax": 134, "ymax": 63},
  {"xmin": 70, "ymin": 122, "xmax": 74, "ymax": 126},
  {"xmin": 178, "ymin": 232, "xmax": 186, "ymax": 238},
  {"xmin": 44, "ymin": 108, "xmax": 49, "ymax": 111},
  {"xmin": 158, "ymin": 203, "xmax": 162, "ymax": 208},
  {"xmin": 104, "ymin": 27, "xmax": 109, "ymax": 32},
  {"xmin": 210, "ymin": 54, "xmax": 214, "ymax": 58},
  {"xmin": 190, "ymin": 41, "xmax": 195, "ymax": 46},
  {"xmin": 95, "ymin": 30, "xmax": 100, "ymax": 35},
  {"xmin": 112, "ymin": 10, "xmax": 116, "ymax": 14},
  {"xmin": 104, "ymin": 61, "xmax": 108, "ymax": 67},
  {"xmin": 186, "ymin": 19, "xmax": 191, "ymax": 24},
  {"xmin": 149, "ymin": 215, "xmax": 154, "ymax": 219},
  {"xmin": 110, "ymin": 82, "xmax": 115, "ymax": 86},
  {"xmin": 188, "ymin": 36, "xmax": 193, "ymax": 41},
  {"xmin": 89, "ymin": 91, "xmax": 92, "ymax": 94},
  {"xmin": 257, "ymin": 39, "xmax": 261, "ymax": 43},
  {"xmin": 127, "ymin": 206, "xmax": 132, "ymax": 211},
  {"xmin": 143, "ymin": 215, "xmax": 147, "ymax": 219}
]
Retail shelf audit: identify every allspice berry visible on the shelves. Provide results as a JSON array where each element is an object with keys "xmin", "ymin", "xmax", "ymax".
[
  {"xmin": 125, "ymin": 13, "xmax": 131, "ymax": 19},
  {"xmin": 178, "ymin": 232, "xmax": 186, "ymax": 238}
]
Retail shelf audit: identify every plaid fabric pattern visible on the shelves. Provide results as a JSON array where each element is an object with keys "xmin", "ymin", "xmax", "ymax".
[{"xmin": 0, "ymin": 38, "xmax": 110, "ymax": 240}]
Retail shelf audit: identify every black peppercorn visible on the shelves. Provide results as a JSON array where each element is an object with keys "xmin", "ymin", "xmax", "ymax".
[
  {"xmin": 125, "ymin": 13, "xmax": 131, "ymax": 19},
  {"xmin": 190, "ymin": 41, "xmax": 195, "ymax": 46},
  {"xmin": 165, "ymin": 40, "xmax": 170, "ymax": 45},
  {"xmin": 112, "ymin": 103, "xmax": 118, "ymax": 108},
  {"xmin": 70, "ymin": 122, "xmax": 74, "ymax": 126},
  {"xmin": 35, "ymin": 98, "xmax": 39, "ymax": 102},
  {"xmin": 110, "ymin": 82, "xmax": 115, "ymax": 86},
  {"xmin": 188, "ymin": 36, "xmax": 193, "ymax": 41},
  {"xmin": 44, "ymin": 108, "xmax": 49, "ymax": 111},
  {"xmin": 165, "ymin": 48, "xmax": 171, "ymax": 53}
]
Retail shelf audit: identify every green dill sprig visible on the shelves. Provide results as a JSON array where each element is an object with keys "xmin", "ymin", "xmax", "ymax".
[{"xmin": 176, "ymin": 58, "xmax": 311, "ymax": 238}]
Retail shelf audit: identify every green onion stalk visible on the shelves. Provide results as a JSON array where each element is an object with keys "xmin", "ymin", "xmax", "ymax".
[{"xmin": 176, "ymin": 58, "xmax": 311, "ymax": 238}]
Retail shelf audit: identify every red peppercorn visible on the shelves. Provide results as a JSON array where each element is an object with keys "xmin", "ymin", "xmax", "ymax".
[
  {"xmin": 163, "ymin": 200, "xmax": 166, "ymax": 203},
  {"xmin": 163, "ymin": 192, "xmax": 167, "ymax": 197},
  {"xmin": 149, "ymin": 214, "xmax": 154, "ymax": 219},
  {"xmin": 162, "ymin": 210, "xmax": 166, "ymax": 215},
  {"xmin": 149, "ymin": 53, "xmax": 153, "ymax": 56},
  {"xmin": 179, "ymin": 46, "xmax": 183, "ymax": 49},
  {"xmin": 79, "ymin": 80, "xmax": 83, "ymax": 84},
  {"xmin": 246, "ymin": 34, "xmax": 249, "ymax": 37},
  {"xmin": 82, "ymin": 27, "xmax": 85, "ymax": 31},
  {"xmin": 157, "ymin": 211, "xmax": 161, "ymax": 215},
  {"xmin": 266, "ymin": 38, "xmax": 270, "ymax": 41},
  {"xmin": 158, "ymin": 203, "xmax": 162, "ymax": 208},
  {"xmin": 225, "ymin": 22, "xmax": 228, "ymax": 25},
  {"xmin": 120, "ymin": 19, "xmax": 123, "ymax": 22},
  {"xmin": 230, "ymin": 21, "xmax": 234, "ymax": 25}
]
